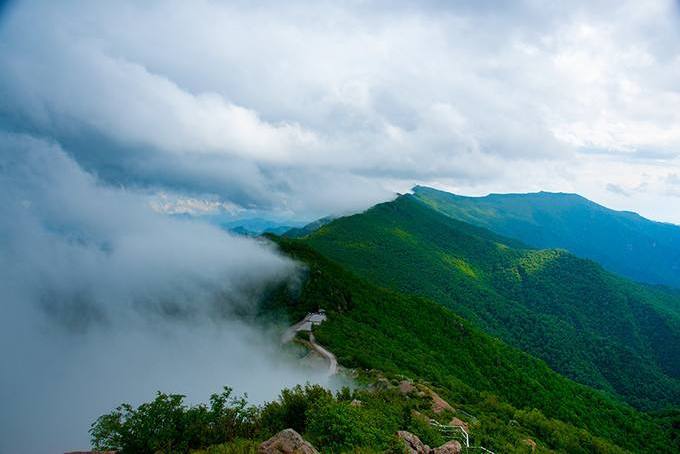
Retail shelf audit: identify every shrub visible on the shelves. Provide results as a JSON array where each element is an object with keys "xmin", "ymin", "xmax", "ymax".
[{"xmin": 90, "ymin": 387, "xmax": 257, "ymax": 453}]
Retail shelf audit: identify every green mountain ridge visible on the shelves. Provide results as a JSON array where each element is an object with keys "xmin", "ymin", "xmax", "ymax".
[
  {"xmin": 300, "ymin": 194, "xmax": 680, "ymax": 411},
  {"xmin": 265, "ymin": 238, "xmax": 677, "ymax": 453},
  {"xmin": 88, "ymin": 193, "xmax": 680, "ymax": 453},
  {"xmin": 412, "ymin": 185, "xmax": 680, "ymax": 290}
]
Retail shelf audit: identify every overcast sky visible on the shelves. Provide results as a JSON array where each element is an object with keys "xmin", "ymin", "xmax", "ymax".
[
  {"xmin": 1, "ymin": 1, "xmax": 680, "ymax": 452},
  {"xmin": 1, "ymin": 0, "xmax": 680, "ymax": 222}
]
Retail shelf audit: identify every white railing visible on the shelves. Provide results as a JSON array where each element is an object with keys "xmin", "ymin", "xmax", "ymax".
[
  {"xmin": 430, "ymin": 419, "xmax": 469, "ymax": 447},
  {"xmin": 429, "ymin": 419, "xmax": 495, "ymax": 454}
]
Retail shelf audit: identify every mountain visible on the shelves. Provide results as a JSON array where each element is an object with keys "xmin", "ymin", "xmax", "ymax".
[
  {"xmin": 88, "ymin": 232, "xmax": 680, "ymax": 453},
  {"xmin": 412, "ymin": 186, "xmax": 680, "ymax": 289},
  {"xmin": 216, "ymin": 217, "xmax": 303, "ymax": 236},
  {"xmin": 284, "ymin": 216, "xmax": 335, "ymax": 238},
  {"xmin": 299, "ymin": 194, "xmax": 680, "ymax": 411},
  {"xmin": 265, "ymin": 237, "xmax": 677, "ymax": 453}
]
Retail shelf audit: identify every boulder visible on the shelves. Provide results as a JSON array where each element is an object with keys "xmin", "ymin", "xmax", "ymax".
[
  {"xmin": 258, "ymin": 429, "xmax": 319, "ymax": 454},
  {"xmin": 396, "ymin": 430, "xmax": 430, "ymax": 454},
  {"xmin": 432, "ymin": 440, "xmax": 462, "ymax": 454},
  {"xmin": 429, "ymin": 390, "xmax": 454, "ymax": 414},
  {"xmin": 399, "ymin": 380, "xmax": 416, "ymax": 394},
  {"xmin": 524, "ymin": 438, "xmax": 537, "ymax": 452},
  {"xmin": 448, "ymin": 417, "xmax": 468, "ymax": 432}
]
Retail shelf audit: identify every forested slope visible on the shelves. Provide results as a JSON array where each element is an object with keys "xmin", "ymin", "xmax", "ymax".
[
  {"xmin": 267, "ymin": 238, "xmax": 678, "ymax": 453},
  {"xmin": 412, "ymin": 186, "xmax": 680, "ymax": 290},
  {"xmin": 300, "ymin": 195, "xmax": 680, "ymax": 410}
]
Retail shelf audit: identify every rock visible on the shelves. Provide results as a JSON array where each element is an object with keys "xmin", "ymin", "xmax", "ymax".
[
  {"xmin": 410, "ymin": 409, "xmax": 429, "ymax": 422},
  {"xmin": 432, "ymin": 440, "xmax": 462, "ymax": 454},
  {"xmin": 429, "ymin": 390, "xmax": 454, "ymax": 414},
  {"xmin": 524, "ymin": 438, "xmax": 537, "ymax": 451},
  {"xmin": 258, "ymin": 429, "xmax": 319, "ymax": 454},
  {"xmin": 399, "ymin": 380, "xmax": 416, "ymax": 394},
  {"xmin": 350, "ymin": 399, "xmax": 363, "ymax": 407},
  {"xmin": 396, "ymin": 430, "xmax": 430, "ymax": 454},
  {"xmin": 448, "ymin": 417, "xmax": 468, "ymax": 432}
]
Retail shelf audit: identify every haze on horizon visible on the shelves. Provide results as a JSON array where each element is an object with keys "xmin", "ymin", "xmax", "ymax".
[{"xmin": 1, "ymin": 1, "xmax": 680, "ymax": 453}]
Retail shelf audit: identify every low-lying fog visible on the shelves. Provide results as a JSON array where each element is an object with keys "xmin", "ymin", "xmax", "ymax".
[{"xmin": 0, "ymin": 134, "xmax": 332, "ymax": 453}]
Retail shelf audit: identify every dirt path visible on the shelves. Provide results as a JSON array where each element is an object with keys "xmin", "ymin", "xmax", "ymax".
[
  {"xmin": 282, "ymin": 312, "xmax": 337, "ymax": 376},
  {"xmin": 309, "ymin": 333, "xmax": 338, "ymax": 375}
]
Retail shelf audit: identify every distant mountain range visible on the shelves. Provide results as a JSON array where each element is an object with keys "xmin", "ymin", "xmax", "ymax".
[
  {"xmin": 216, "ymin": 217, "xmax": 304, "ymax": 236},
  {"xmin": 413, "ymin": 186, "xmax": 680, "ymax": 289}
]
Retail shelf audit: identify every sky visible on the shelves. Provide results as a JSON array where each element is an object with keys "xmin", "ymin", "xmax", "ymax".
[
  {"xmin": 1, "ymin": 0, "xmax": 680, "ymax": 223},
  {"xmin": 1, "ymin": 0, "xmax": 680, "ymax": 452}
]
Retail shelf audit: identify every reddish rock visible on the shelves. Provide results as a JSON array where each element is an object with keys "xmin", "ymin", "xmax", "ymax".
[
  {"xmin": 524, "ymin": 438, "xmax": 537, "ymax": 451},
  {"xmin": 258, "ymin": 429, "xmax": 319, "ymax": 454},
  {"xmin": 399, "ymin": 380, "xmax": 416, "ymax": 394},
  {"xmin": 396, "ymin": 430, "xmax": 430, "ymax": 454},
  {"xmin": 429, "ymin": 390, "xmax": 454, "ymax": 414},
  {"xmin": 432, "ymin": 440, "xmax": 462, "ymax": 454},
  {"xmin": 448, "ymin": 417, "xmax": 468, "ymax": 432}
]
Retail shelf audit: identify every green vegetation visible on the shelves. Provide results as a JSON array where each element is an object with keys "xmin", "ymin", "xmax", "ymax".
[
  {"xmin": 92, "ymin": 384, "xmax": 456, "ymax": 454},
  {"xmin": 91, "ymin": 234, "xmax": 678, "ymax": 452},
  {"xmin": 412, "ymin": 185, "xmax": 680, "ymax": 291},
  {"xmin": 266, "ymin": 239, "xmax": 676, "ymax": 452},
  {"xmin": 90, "ymin": 388, "xmax": 257, "ymax": 453},
  {"xmin": 90, "ymin": 193, "xmax": 680, "ymax": 452},
  {"xmin": 300, "ymin": 194, "xmax": 680, "ymax": 410}
]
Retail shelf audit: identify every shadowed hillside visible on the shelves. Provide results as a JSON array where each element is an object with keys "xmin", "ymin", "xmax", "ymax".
[{"xmin": 413, "ymin": 186, "xmax": 680, "ymax": 290}]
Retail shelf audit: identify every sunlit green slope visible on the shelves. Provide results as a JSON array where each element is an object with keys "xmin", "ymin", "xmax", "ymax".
[
  {"xmin": 299, "ymin": 194, "xmax": 680, "ymax": 411},
  {"xmin": 266, "ymin": 238, "xmax": 678, "ymax": 453}
]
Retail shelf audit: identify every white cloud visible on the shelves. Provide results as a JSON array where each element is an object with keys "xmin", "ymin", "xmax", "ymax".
[
  {"xmin": 2, "ymin": 1, "xmax": 680, "ymax": 450},
  {"xmin": 0, "ymin": 134, "xmax": 332, "ymax": 453},
  {"xmin": 2, "ymin": 1, "xmax": 679, "ymax": 224}
]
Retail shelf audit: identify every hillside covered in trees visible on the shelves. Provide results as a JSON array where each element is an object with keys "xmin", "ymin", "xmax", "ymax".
[
  {"xmin": 91, "ymin": 237, "xmax": 679, "ymax": 453},
  {"xmin": 412, "ymin": 186, "xmax": 680, "ymax": 290},
  {"xmin": 300, "ymin": 195, "xmax": 680, "ymax": 411}
]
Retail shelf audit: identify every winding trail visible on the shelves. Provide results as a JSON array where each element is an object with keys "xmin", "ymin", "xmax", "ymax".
[
  {"xmin": 309, "ymin": 332, "xmax": 338, "ymax": 375},
  {"xmin": 282, "ymin": 312, "xmax": 337, "ymax": 376}
]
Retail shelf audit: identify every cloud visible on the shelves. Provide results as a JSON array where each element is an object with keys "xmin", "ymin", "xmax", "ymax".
[
  {"xmin": 0, "ymin": 134, "xmax": 333, "ymax": 453},
  {"xmin": 2, "ymin": 1, "xmax": 680, "ymax": 221},
  {"xmin": 1, "ymin": 1, "xmax": 680, "ymax": 450},
  {"xmin": 606, "ymin": 183, "xmax": 631, "ymax": 197}
]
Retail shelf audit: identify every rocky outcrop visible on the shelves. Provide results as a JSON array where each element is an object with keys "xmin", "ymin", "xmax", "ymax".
[
  {"xmin": 258, "ymin": 429, "xmax": 319, "ymax": 454},
  {"xmin": 448, "ymin": 417, "xmax": 468, "ymax": 432},
  {"xmin": 524, "ymin": 438, "xmax": 537, "ymax": 452},
  {"xmin": 395, "ymin": 431, "xmax": 463, "ymax": 454},
  {"xmin": 432, "ymin": 440, "xmax": 462, "ymax": 454},
  {"xmin": 399, "ymin": 380, "xmax": 416, "ymax": 394},
  {"xmin": 429, "ymin": 390, "xmax": 454, "ymax": 414},
  {"xmin": 394, "ymin": 378, "xmax": 454, "ymax": 414},
  {"xmin": 396, "ymin": 431, "xmax": 431, "ymax": 454}
]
